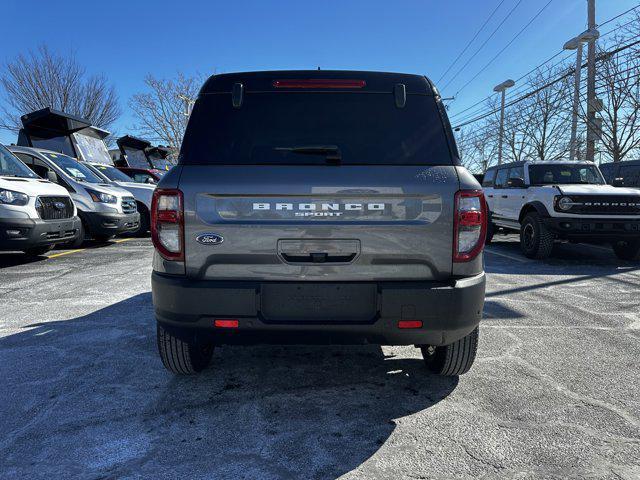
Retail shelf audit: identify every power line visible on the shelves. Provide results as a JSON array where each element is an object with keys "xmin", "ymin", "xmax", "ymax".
[
  {"xmin": 448, "ymin": 3, "xmax": 639, "ymax": 125},
  {"xmin": 599, "ymin": 3, "xmax": 640, "ymax": 28},
  {"xmin": 441, "ymin": 0, "xmax": 524, "ymax": 92},
  {"xmin": 455, "ymin": 60, "xmax": 639, "ymax": 151},
  {"xmin": 436, "ymin": 0, "xmax": 508, "ymax": 84},
  {"xmin": 448, "ymin": 49, "xmax": 569, "ymax": 123},
  {"xmin": 452, "ymin": 0, "xmax": 555, "ymax": 98},
  {"xmin": 452, "ymin": 36, "xmax": 640, "ymax": 130}
]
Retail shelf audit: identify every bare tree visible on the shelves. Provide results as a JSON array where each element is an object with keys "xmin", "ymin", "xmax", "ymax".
[
  {"xmin": 129, "ymin": 73, "xmax": 204, "ymax": 150},
  {"xmin": 503, "ymin": 106, "xmax": 534, "ymax": 162},
  {"xmin": 519, "ymin": 68, "xmax": 572, "ymax": 161},
  {"xmin": 594, "ymin": 33, "xmax": 640, "ymax": 162},
  {"xmin": 0, "ymin": 45, "xmax": 120, "ymax": 132},
  {"xmin": 471, "ymin": 118, "xmax": 499, "ymax": 172}
]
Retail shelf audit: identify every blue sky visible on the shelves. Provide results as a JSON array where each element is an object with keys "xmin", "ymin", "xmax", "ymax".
[{"xmin": 1, "ymin": 0, "xmax": 637, "ymax": 144}]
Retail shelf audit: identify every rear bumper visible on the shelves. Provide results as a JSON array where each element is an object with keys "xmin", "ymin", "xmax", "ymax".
[
  {"xmin": 0, "ymin": 216, "xmax": 80, "ymax": 251},
  {"xmin": 152, "ymin": 272, "xmax": 486, "ymax": 346},
  {"xmin": 542, "ymin": 217, "xmax": 640, "ymax": 241},
  {"xmin": 82, "ymin": 211, "xmax": 140, "ymax": 236}
]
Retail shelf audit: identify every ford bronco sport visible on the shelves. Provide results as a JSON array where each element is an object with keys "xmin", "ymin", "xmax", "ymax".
[
  {"xmin": 151, "ymin": 71, "xmax": 486, "ymax": 375},
  {"xmin": 483, "ymin": 160, "xmax": 640, "ymax": 260}
]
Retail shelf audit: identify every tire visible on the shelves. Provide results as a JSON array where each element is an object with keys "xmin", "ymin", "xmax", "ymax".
[
  {"xmin": 612, "ymin": 239, "xmax": 640, "ymax": 261},
  {"xmin": 23, "ymin": 245, "xmax": 53, "ymax": 256},
  {"xmin": 421, "ymin": 327, "xmax": 479, "ymax": 376},
  {"xmin": 131, "ymin": 208, "xmax": 150, "ymax": 237},
  {"xmin": 69, "ymin": 221, "xmax": 86, "ymax": 248},
  {"xmin": 520, "ymin": 212, "xmax": 554, "ymax": 259},
  {"xmin": 485, "ymin": 222, "xmax": 495, "ymax": 245},
  {"xmin": 157, "ymin": 324, "xmax": 214, "ymax": 375}
]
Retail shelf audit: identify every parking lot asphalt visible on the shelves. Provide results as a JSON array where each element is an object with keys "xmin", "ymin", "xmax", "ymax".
[{"xmin": 1, "ymin": 236, "xmax": 639, "ymax": 479}]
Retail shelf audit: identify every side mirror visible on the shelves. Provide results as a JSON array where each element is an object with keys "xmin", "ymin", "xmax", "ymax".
[
  {"xmin": 145, "ymin": 177, "xmax": 156, "ymax": 185},
  {"xmin": 508, "ymin": 177, "xmax": 526, "ymax": 188},
  {"xmin": 46, "ymin": 170, "xmax": 58, "ymax": 183},
  {"xmin": 612, "ymin": 178, "xmax": 624, "ymax": 187}
]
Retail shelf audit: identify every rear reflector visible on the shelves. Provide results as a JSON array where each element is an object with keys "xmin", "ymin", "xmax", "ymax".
[
  {"xmin": 272, "ymin": 79, "xmax": 366, "ymax": 89},
  {"xmin": 214, "ymin": 319, "xmax": 239, "ymax": 328},
  {"xmin": 398, "ymin": 320, "xmax": 423, "ymax": 329}
]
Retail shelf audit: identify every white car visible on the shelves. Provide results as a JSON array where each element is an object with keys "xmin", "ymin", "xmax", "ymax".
[
  {"xmin": 482, "ymin": 160, "xmax": 640, "ymax": 260},
  {"xmin": 85, "ymin": 162, "xmax": 155, "ymax": 235},
  {"xmin": 0, "ymin": 143, "xmax": 80, "ymax": 255}
]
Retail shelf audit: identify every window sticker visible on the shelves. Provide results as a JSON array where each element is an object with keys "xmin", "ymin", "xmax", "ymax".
[{"xmin": 68, "ymin": 167, "xmax": 86, "ymax": 178}]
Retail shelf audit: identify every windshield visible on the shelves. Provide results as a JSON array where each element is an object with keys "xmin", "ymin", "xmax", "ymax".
[
  {"xmin": 90, "ymin": 163, "xmax": 134, "ymax": 182},
  {"xmin": 42, "ymin": 152, "xmax": 104, "ymax": 184},
  {"xmin": 123, "ymin": 147, "xmax": 151, "ymax": 169},
  {"xmin": 528, "ymin": 164, "xmax": 605, "ymax": 185},
  {"xmin": 180, "ymin": 92, "xmax": 453, "ymax": 165},
  {"xmin": 73, "ymin": 132, "xmax": 112, "ymax": 164},
  {"xmin": 0, "ymin": 144, "xmax": 39, "ymax": 178}
]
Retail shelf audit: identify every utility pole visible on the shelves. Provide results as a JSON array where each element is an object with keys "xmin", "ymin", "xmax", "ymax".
[
  {"xmin": 493, "ymin": 79, "xmax": 515, "ymax": 165},
  {"xmin": 585, "ymin": 0, "xmax": 597, "ymax": 161},
  {"xmin": 563, "ymin": 29, "xmax": 599, "ymax": 161}
]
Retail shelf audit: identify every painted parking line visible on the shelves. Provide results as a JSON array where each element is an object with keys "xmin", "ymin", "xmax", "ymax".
[
  {"xmin": 46, "ymin": 238, "xmax": 134, "ymax": 259},
  {"xmin": 484, "ymin": 247, "xmax": 529, "ymax": 263},
  {"xmin": 47, "ymin": 249, "xmax": 84, "ymax": 259}
]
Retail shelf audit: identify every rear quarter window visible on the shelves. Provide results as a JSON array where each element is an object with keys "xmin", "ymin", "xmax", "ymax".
[
  {"xmin": 618, "ymin": 165, "xmax": 640, "ymax": 187},
  {"xmin": 180, "ymin": 92, "xmax": 453, "ymax": 166},
  {"xmin": 482, "ymin": 169, "xmax": 496, "ymax": 187},
  {"xmin": 599, "ymin": 164, "xmax": 614, "ymax": 183},
  {"xmin": 494, "ymin": 168, "xmax": 509, "ymax": 188}
]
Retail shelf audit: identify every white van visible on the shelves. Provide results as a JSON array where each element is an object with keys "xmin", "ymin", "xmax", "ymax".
[
  {"xmin": 8, "ymin": 146, "xmax": 140, "ymax": 247},
  {"xmin": 0, "ymin": 143, "xmax": 80, "ymax": 255}
]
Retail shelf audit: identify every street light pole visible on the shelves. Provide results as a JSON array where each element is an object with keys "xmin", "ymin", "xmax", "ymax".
[
  {"xmin": 563, "ymin": 29, "xmax": 599, "ymax": 161},
  {"xmin": 493, "ymin": 79, "xmax": 515, "ymax": 165},
  {"xmin": 585, "ymin": 0, "xmax": 597, "ymax": 162},
  {"xmin": 570, "ymin": 41, "xmax": 583, "ymax": 161}
]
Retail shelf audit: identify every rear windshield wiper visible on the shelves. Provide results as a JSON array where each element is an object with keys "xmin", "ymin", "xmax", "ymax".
[{"xmin": 274, "ymin": 145, "xmax": 342, "ymax": 163}]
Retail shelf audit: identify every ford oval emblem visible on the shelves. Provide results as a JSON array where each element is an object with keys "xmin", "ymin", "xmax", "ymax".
[{"xmin": 196, "ymin": 233, "xmax": 224, "ymax": 245}]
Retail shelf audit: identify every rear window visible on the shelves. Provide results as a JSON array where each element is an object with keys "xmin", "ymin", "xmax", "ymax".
[{"xmin": 180, "ymin": 92, "xmax": 453, "ymax": 165}]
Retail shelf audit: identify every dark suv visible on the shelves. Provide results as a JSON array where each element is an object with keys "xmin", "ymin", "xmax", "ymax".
[{"xmin": 151, "ymin": 71, "xmax": 486, "ymax": 375}]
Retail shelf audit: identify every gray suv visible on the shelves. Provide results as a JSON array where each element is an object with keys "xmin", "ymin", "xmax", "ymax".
[{"xmin": 151, "ymin": 71, "xmax": 486, "ymax": 376}]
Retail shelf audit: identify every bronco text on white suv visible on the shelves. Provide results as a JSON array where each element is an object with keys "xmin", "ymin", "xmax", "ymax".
[
  {"xmin": 483, "ymin": 161, "xmax": 640, "ymax": 260},
  {"xmin": 151, "ymin": 70, "xmax": 487, "ymax": 375}
]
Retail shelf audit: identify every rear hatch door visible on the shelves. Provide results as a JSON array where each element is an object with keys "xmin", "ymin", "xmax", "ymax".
[{"xmin": 179, "ymin": 72, "xmax": 460, "ymax": 282}]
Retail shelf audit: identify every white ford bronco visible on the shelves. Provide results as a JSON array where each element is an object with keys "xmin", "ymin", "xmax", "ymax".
[{"xmin": 482, "ymin": 161, "xmax": 640, "ymax": 260}]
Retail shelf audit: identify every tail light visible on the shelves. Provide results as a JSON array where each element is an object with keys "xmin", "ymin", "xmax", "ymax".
[
  {"xmin": 151, "ymin": 189, "xmax": 184, "ymax": 261},
  {"xmin": 453, "ymin": 190, "xmax": 487, "ymax": 262}
]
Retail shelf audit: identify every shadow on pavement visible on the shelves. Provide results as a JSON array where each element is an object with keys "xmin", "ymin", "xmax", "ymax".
[
  {"xmin": 483, "ymin": 300, "xmax": 526, "ymax": 319},
  {"xmin": 0, "ymin": 252, "xmax": 48, "ymax": 269},
  {"xmin": 0, "ymin": 293, "xmax": 457, "ymax": 479},
  {"xmin": 485, "ymin": 236, "xmax": 640, "ymax": 276}
]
